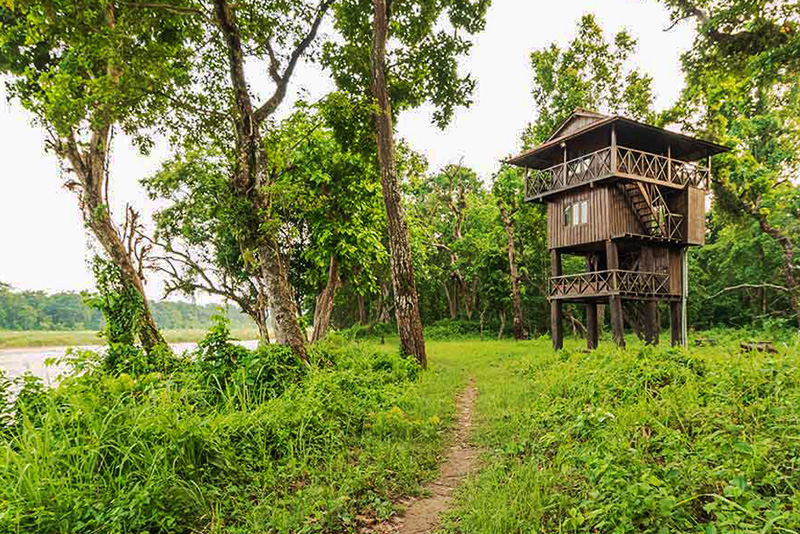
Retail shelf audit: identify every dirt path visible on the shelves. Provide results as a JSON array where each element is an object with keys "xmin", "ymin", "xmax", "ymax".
[{"xmin": 371, "ymin": 378, "xmax": 479, "ymax": 534}]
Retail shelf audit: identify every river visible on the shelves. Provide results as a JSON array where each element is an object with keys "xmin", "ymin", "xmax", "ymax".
[{"xmin": 0, "ymin": 340, "xmax": 261, "ymax": 386}]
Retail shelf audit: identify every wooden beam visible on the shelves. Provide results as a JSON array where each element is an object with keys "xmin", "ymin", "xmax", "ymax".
[
  {"xmin": 551, "ymin": 249, "xmax": 563, "ymax": 350},
  {"xmin": 586, "ymin": 302, "xmax": 598, "ymax": 350},
  {"xmin": 670, "ymin": 300, "xmax": 683, "ymax": 347},
  {"xmin": 611, "ymin": 124, "xmax": 618, "ymax": 173},
  {"xmin": 605, "ymin": 240, "xmax": 625, "ymax": 348},
  {"xmin": 641, "ymin": 247, "xmax": 659, "ymax": 345}
]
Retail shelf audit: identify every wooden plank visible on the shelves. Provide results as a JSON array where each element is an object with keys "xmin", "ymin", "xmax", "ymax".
[{"xmin": 687, "ymin": 186, "xmax": 706, "ymax": 245}]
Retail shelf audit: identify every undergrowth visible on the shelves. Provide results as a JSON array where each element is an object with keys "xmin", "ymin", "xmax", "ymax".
[
  {"xmin": 0, "ymin": 319, "xmax": 465, "ymax": 533},
  {"xmin": 439, "ymin": 336, "xmax": 800, "ymax": 534}
]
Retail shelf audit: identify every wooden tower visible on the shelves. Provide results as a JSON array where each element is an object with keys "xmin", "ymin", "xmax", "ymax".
[{"xmin": 508, "ymin": 109, "xmax": 728, "ymax": 349}]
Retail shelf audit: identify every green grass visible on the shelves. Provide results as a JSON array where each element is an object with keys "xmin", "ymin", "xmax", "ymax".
[
  {"xmin": 0, "ymin": 328, "xmax": 260, "ymax": 349},
  {"xmin": 2, "ymin": 329, "xmax": 799, "ymax": 533},
  {"xmin": 428, "ymin": 334, "xmax": 800, "ymax": 533},
  {"xmin": 0, "ymin": 331, "xmax": 467, "ymax": 533}
]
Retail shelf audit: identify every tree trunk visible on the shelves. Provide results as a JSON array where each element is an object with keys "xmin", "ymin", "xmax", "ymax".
[
  {"xmin": 59, "ymin": 127, "xmax": 167, "ymax": 355},
  {"xmin": 498, "ymin": 309, "xmax": 506, "ymax": 340},
  {"xmin": 213, "ymin": 0, "xmax": 308, "ymax": 360},
  {"xmin": 258, "ymin": 238, "xmax": 308, "ymax": 357},
  {"xmin": 444, "ymin": 282, "xmax": 458, "ymax": 319},
  {"xmin": 499, "ymin": 206, "xmax": 527, "ymax": 340},
  {"xmin": 377, "ymin": 281, "xmax": 392, "ymax": 323},
  {"xmin": 755, "ymin": 217, "xmax": 800, "ymax": 327},
  {"xmin": 371, "ymin": 0, "xmax": 427, "ymax": 368},
  {"xmin": 357, "ymin": 293, "xmax": 368, "ymax": 325},
  {"xmin": 311, "ymin": 254, "xmax": 341, "ymax": 342}
]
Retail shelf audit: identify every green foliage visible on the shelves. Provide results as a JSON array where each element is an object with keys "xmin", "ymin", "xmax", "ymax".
[
  {"xmin": 436, "ymin": 337, "xmax": 800, "ymax": 533},
  {"xmin": 0, "ymin": 333, "xmax": 461, "ymax": 533},
  {"xmin": 524, "ymin": 14, "xmax": 656, "ymax": 145},
  {"xmin": 325, "ymin": 0, "xmax": 490, "ymax": 128},
  {"xmin": 194, "ymin": 315, "xmax": 305, "ymax": 405}
]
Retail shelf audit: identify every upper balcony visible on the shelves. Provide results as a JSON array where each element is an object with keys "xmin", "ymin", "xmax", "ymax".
[{"xmin": 523, "ymin": 145, "xmax": 711, "ymax": 202}]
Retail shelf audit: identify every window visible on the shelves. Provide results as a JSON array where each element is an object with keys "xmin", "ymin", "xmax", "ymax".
[{"xmin": 564, "ymin": 200, "xmax": 589, "ymax": 227}]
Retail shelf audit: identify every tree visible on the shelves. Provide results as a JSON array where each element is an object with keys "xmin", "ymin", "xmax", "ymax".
[
  {"xmin": 143, "ymin": 151, "xmax": 273, "ymax": 342},
  {"xmin": 326, "ymin": 0, "xmax": 490, "ymax": 367},
  {"xmin": 0, "ymin": 0, "xmax": 199, "ymax": 353},
  {"xmin": 493, "ymin": 166, "xmax": 529, "ymax": 340},
  {"xmin": 660, "ymin": 0, "xmax": 800, "ymax": 325},
  {"xmin": 524, "ymin": 14, "xmax": 655, "ymax": 146},
  {"xmin": 409, "ymin": 164, "xmax": 482, "ymax": 320}
]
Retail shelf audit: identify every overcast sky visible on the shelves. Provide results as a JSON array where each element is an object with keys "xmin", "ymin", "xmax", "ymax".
[{"xmin": 0, "ymin": 0, "xmax": 694, "ymax": 300}]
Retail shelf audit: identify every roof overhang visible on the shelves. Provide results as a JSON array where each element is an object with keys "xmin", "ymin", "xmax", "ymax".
[{"xmin": 507, "ymin": 115, "xmax": 730, "ymax": 169}]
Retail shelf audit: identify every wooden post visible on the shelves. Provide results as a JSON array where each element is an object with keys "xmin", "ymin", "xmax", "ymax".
[
  {"xmin": 670, "ymin": 300, "xmax": 683, "ymax": 347},
  {"xmin": 551, "ymin": 249, "xmax": 563, "ymax": 350},
  {"xmin": 605, "ymin": 240, "xmax": 625, "ymax": 348},
  {"xmin": 562, "ymin": 143, "xmax": 568, "ymax": 186},
  {"xmin": 586, "ymin": 302, "xmax": 598, "ymax": 350},
  {"xmin": 611, "ymin": 124, "xmax": 618, "ymax": 174},
  {"xmin": 667, "ymin": 144, "xmax": 672, "ymax": 184},
  {"xmin": 641, "ymin": 247, "xmax": 659, "ymax": 345}
]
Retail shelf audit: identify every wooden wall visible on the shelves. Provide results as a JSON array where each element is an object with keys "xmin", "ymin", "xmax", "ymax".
[
  {"xmin": 669, "ymin": 248, "xmax": 683, "ymax": 295},
  {"xmin": 548, "ymin": 187, "xmax": 610, "ymax": 249},
  {"xmin": 686, "ymin": 186, "xmax": 706, "ymax": 245}
]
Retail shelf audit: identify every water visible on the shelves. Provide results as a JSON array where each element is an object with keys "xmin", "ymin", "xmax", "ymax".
[{"xmin": 0, "ymin": 340, "xmax": 261, "ymax": 386}]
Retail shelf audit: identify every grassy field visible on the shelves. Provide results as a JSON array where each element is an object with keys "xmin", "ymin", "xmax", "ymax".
[
  {"xmin": 0, "ymin": 328, "xmax": 260, "ymax": 349},
  {"xmin": 421, "ymin": 335, "xmax": 800, "ymax": 533},
  {"xmin": 2, "ymin": 330, "xmax": 799, "ymax": 533}
]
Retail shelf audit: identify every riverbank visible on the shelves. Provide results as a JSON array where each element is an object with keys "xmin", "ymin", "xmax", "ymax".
[{"xmin": 0, "ymin": 328, "xmax": 260, "ymax": 349}]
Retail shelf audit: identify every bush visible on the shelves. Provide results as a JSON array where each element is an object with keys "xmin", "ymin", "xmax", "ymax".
[
  {"xmin": 424, "ymin": 319, "xmax": 483, "ymax": 340},
  {"xmin": 0, "ymin": 329, "xmax": 447, "ymax": 534}
]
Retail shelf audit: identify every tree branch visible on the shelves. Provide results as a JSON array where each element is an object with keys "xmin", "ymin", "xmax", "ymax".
[
  {"xmin": 705, "ymin": 283, "xmax": 791, "ymax": 300},
  {"xmin": 253, "ymin": 0, "xmax": 333, "ymax": 123}
]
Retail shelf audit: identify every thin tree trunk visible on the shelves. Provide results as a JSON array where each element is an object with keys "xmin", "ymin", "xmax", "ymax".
[
  {"xmin": 498, "ymin": 309, "xmax": 506, "ymax": 340},
  {"xmin": 499, "ymin": 206, "xmax": 527, "ymax": 340},
  {"xmin": 371, "ymin": 0, "xmax": 427, "ymax": 367},
  {"xmin": 357, "ymin": 293, "xmax": 368, "ymax": 325},
  {"xmin": 59, "ymin": 127, "xmax": 167, "ymax": 354},
  {"xmin": 311, "ymin": 254, "xmax": 341, "ymax": 342},
  {"xmin": 444, "ymin": 282, "xmax": 458, "ymax": 319}
]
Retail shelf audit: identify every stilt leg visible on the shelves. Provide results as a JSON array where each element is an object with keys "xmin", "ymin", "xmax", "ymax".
[
  {"xmin": 670, "ymin": 300, "xmax": 684, "ymax": 347},
  {"xmin": 552, "ymin": 300, "xmax": 563, "ymax": 350},
  {"xmin": 586, "ymin": 302, "xmax": 598, "ymax": 350},
  {"xmin": 644, "ymin": 301, "xmax": 658, "ymax": 345}
]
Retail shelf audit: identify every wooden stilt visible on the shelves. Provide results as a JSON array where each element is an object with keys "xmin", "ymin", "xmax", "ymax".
[
  {"xmin": 605, "ymin": 240, "xmax": 625, "ymax": 347},
  {"xmin": 641, "ymin": 247, "xmax": 658, "ymax": 345},
  {"xmin": 670, "ymin": 300, "xmax": 683, "ymax": 347},
  {"xmin": 551, "ymin": 249, "xmax": 563, "ymax": 350},
  {"xmin": 586, "ymin": 302, "xmax": 598, "ymax": 350}
]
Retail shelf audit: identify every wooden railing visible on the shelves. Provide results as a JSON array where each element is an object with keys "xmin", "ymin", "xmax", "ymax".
[
  {"xmin": 616, "ymin": 146, "xmax": 710, "ymax": 189},
  {"xmin": 525, "ymin": 147, "xmax": 612, "ymax": 197},
  {"xmin": 524, "ymin": 145, "xmax": 710, "ymax": 199},
  {"xmin": 550, "ymin": 269, "xmax": 671, "ymax": 299}
]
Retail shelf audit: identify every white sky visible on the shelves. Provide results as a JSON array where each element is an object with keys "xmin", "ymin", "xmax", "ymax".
[{"xmin": 0, "ymin": 0, "xmax": 694, "ymax": 300}]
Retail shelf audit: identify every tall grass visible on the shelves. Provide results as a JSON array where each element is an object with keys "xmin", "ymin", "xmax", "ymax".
[
  {"xmin": 0, "ymin": 328, "xmax": 466, "ymax": 533},
  {"xmin": 438, "ymin": 335, "xmax": 800, "ymax": 533}
]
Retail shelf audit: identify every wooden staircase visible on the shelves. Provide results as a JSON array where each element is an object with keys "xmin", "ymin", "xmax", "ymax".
[{"xmin": 617, "ymin": 181, "xmax": 672, "ymax": 238}]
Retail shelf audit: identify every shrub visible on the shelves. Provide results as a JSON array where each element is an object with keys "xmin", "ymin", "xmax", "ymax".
[{"xmin": 0, "ymin": 329, "xmax": 445, "ymax": 534}]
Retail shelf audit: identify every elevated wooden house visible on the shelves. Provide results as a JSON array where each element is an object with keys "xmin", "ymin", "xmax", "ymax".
[{"xmin": 507, "ymin": 109, "xmax": 728, "ymax": 349}]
